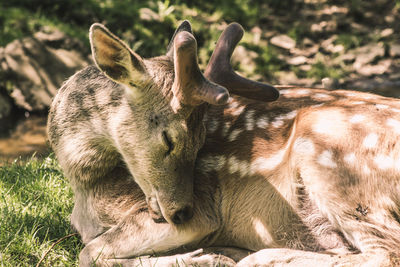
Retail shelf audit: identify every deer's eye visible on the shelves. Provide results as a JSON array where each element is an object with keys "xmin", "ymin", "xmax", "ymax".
[{"xmin": 162, "ymin": 131, "xmax": 174, "ymax": 156}]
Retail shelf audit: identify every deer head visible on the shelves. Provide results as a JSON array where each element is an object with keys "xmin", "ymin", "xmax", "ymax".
[{"xmin": 89, "ymin": 21, "xmax": 277, "ymax": 225}]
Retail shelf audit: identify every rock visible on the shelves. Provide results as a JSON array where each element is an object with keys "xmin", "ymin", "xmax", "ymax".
[
  {"xmin": 287, "ymin": 56, "xmax": 308, "ymax": 65},
  {"xmin": 353, "ymin": 43, "xmax": 385, "ymax": 70},
  {"xmin": 390, "ymin": 44, "xmax": 400, "ymax": 57},
  {"xmin": 1, "ymin": 29, "xmax": 91, "ymax": 111},
  {"xmin": 291, "ymin": 45, "xmax": 318, "ymax": 58},
  {"xmin": 355, "ymin": 59, "xmax": 391, "ymax": 76},
  {"xmin": 351, "ymin": 22, "xmax": 369, "ymax": 33},
  {"xmin": 299, "ymin": 64, "xmax": 312, "ymax": 71},
  {"xmin": 232, "ymin": 45, "xmax": 258, "ymax": 75},
  {"xmin": 311, "ymin": 21, "xmax": 337, "ymax": 32},
  {"xmin": 385, "ymin": 15, "xmax": 395, "ymax": 23},
  {"xmin": 251, "ymin": 26, "xmax": 262, "ymax": 45},
  {"xmin": 270, "ymin": 35, "xmax": 296, "ymax": 50},
  {"xmin": 276, "ymin": 71, "xmax": 298, "ymax": 84},
  {"xmin": 320, "ymin": 5, "xmax": 349, "ymax": 15},
  {"xmin": 139, "ymin": 8, "xmax": 161, "ymax": 21},
  {"xmin": 389, "ymin": 72, "xmax": 400, "ymax": 79},
  {"xmin": 380, "ymin": 28, "xmax": 393, "ymax": 38},
  {"xmin": 276, "ymin": 71, "xmax": 315, "ymax": 86},
  {"xmin": 321, "ymin": 35, "xmax": 337, "ymax": 48},
  {"xmin": 320, "ymin": 35, "xmax": 344, "ymax": 54},
  {"xmin": 335, "ymin": 53, "xmax": 356, "ymax": 64},
  {"xmin": 302, "ymin": 38, "xmax": 315, "ymax": 47}
]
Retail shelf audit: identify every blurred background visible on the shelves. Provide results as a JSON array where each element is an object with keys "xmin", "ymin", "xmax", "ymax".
[{"xmin": 0, "ymin": 0, "xmax": 399, "ymax": 164}]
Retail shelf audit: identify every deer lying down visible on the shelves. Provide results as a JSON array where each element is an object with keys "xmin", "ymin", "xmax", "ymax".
[{"xmin": 47, "ymin": 21, "xmax": 400, "ymax": 266}]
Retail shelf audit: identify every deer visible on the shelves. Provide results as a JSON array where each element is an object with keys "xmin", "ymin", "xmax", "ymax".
[{"xmin": 47, "ymin": 21, "xmax": 400, "ymax": 266}]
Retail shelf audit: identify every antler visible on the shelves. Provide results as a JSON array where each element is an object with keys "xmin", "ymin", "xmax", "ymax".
[
  {"xmin": 172, "ymin": 31, "xmax": 229, "ymax": 107},
  {"xmin": 205, "ymin": 23, "xmax": 279, "ymax": 102}
]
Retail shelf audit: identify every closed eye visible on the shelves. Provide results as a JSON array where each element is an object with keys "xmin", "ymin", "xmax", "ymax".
[{"xmin": 162, "ymin": 131, "xmax": 174, "ymax": 156}]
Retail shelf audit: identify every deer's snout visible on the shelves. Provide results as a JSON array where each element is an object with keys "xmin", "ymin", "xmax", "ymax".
[
  {"xmin": 171, "ymin": 205, "xmax": 193, "ymax": 224},
  {"xmin": 147, "ymin": 195, "xmax": 194, "ymax": 224}
]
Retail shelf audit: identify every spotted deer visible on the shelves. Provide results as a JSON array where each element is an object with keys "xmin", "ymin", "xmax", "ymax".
[{"xmin": 48, "ymin": 21, "xmax": 400, "ymax": 266}]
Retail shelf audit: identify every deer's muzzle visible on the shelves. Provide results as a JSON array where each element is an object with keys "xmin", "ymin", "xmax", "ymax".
[{"xmin": 171, "ymin": 205, "xmax": 194, "ymax": 224}]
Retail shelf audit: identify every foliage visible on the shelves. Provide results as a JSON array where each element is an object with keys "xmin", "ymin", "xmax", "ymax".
[
  {"xmin": 307, "ymin": 61, "xmax": 344, "ymax": 80},
  {"xmin": 1, "ymin": 0, "xmax": 398, "ymax": 85},
  {"xmin": 0, "ymin": 155, "xmax": 81, "ymax": 266},
  {"xmin": 0, "ymin": 0, "xmax": 300, "ymax": 72}
]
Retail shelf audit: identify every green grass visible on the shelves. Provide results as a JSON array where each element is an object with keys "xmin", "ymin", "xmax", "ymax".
[
  {"xmin": 0, "ymin": 155, "xmax": 232, "ymax": 267},
  {"xmin": 0, "ymin": 155, "xmax": 82, "ymax": 266}
]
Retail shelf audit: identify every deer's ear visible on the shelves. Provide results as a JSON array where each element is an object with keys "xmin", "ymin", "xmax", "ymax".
[
  {"xmin": 166, "ymin": 20, "xmax": 193, "ymax": 57},
  {"xmin": 89, "ymin": 23, "xmax": 146, "ymax": 84}
]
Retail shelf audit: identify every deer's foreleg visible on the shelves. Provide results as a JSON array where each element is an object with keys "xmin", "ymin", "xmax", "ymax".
[{"xmin": 79, "ymin": 202, "xmax": 221, "ymax": 266}]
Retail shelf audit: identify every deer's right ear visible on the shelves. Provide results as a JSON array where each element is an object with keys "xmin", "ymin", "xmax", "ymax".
[{"xmin": 89, "ymin": 23, "xmax": 147, "ymax": 85}]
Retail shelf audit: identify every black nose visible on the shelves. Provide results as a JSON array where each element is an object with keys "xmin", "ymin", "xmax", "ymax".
[{"xmin": 172, "ymin": 206, "xmax": 193, "ymax": 224}]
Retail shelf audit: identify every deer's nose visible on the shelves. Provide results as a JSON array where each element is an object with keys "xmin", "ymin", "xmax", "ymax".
[{"xmin": 171, "ymin": 206, "xmax": 193, "ymax": 224}]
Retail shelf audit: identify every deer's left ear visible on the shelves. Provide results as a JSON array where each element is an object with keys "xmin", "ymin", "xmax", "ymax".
[
  {"xmin": 90, "ymin": 23, "xmax": 147, "ymax": 85},
  {"xmin": 166, "ymin": 20, "xmax": 193, "ymax": 58}
]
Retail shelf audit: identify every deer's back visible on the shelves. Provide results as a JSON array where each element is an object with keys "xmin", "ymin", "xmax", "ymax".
[{"xmin": 199, "ymin": 87, "xmax": 400, "ymax": 250}]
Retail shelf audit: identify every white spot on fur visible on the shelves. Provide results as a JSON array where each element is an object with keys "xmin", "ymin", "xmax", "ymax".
[
  {"xmin": 285, "ymin": 110, "xmax": 298, "ymax": 120},
  {"xmin": 252, "ymin": 218, "xmax": 274, "ymax": 245},
  {"xmin": 252, "ymin": 149, "xmax": 286, "ymax": 172},
  {"xmin": 374, "ymin": 154, "xmax": 394, "ymax": 170},
  {"xmin": 375, "ymin": 104, "xmax": 388, "ymax": 109},
  {"xmin": 63, "ymin": 138, "xmax": 90, "ymax": 159},
  {"xmin": 281, "ymin": 89, "xmax": 311, "ymax": 97},
  {"xmin": 344, "ymin": 92, "xmax": 357, "ymax": 97},
  {"xmin": 296, "ymin": 89, "xmax": 311, "ymax": 95},
  {"xmin": 387, "ymin": 118, "xmax": 400, "ymax": 134},
  {"xmin": 222, "ymin": 122, "xmax": 231, "ymax": 137},
  {"xmin": 228, "ymin": 156, "xmax": 250, "ymax": 177},
  {"xmin": 203, "ymin": 112, "xmax": 208, "ymax": 122},
  {"xmin": 245, "ymin": 110, "xmax": 256, "ymax": 131},
  {"xmin": 293, "ymin": 138, "xmax": 315, "ymax": 156},
  {"xmin": 352, "ymin": 101, "xmax": 366, "ymax": 105},
  {"xmin": 313, "ymin": 93, "xmax": 334, "ymax": 101},
  {"xmin": 361, "ymin": 95, "xmax": 374, "ymax": 100},
  {"xmin": 197, "ymin": 155, "xmax": 226, "ymax": 174},
  {"xmin": 312, "ymin": 110, "xmax": 347, "ymax": 137},
  {"xmin": 363, "ymin": 133, "xmax": 378, "ymax": 148},
  {"xmin": 363, "ymin": 165, "xmax": 371, "ymax": 175},
  {"xmin": 231, "ymin": 106, "xmax": 245, "ymax": 116},
  {"xmin": 228, "ymin": 156, "xmax": 239, "ymax": 174},
  {"xmin": 391, "ymin": 108, "xmax": 400, "ymax": 113},
  {"xmin": 207, "ymin": 119, "xmax": 219, "ymax": 134},
  {"xmin": 317, "ymin": 150, "xmax": 337, "ymax": 168},
  {"xmin": 252, "ymin": 121, "xmax": 296, "ymax": 173},
  {"xmin": 271, "ymin": 111, "xmax": 297, "ymax": 128},
  {"xmin": 228, "ymin": 100, "xmax": 239, "ymax": 110},
  {"xmin": 272, "ymin": 119, "xmax": 284, "ymax": 128},
  {"xmin": 228, "ymin": 128, "xmax": 243, "ymax": 142},
  {"xmin": 344, "ymin": 153, "xmax": 356, "ymax": 164},
  {"xmin": 256, "ymin": 115, "xmax": 269, "ymax": 129},
  {"xmin": 349, "ymin": 114, "xmax": 365, "ymax": 123},
  {"xmin": 311, "ymin": 103, "xmax": 325, "ymax": 108}
]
